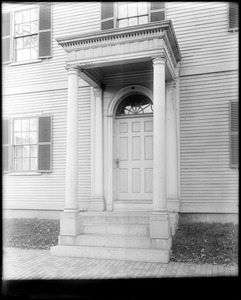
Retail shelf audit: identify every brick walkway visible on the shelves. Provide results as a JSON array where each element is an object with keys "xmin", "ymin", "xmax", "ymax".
[{"xmin": 2, "ymin": 247, "xmax": 238, "ymax": 279}]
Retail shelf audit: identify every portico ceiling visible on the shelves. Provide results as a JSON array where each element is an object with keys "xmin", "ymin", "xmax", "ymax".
[{"xmin": 56, "ymin": 20, "xmax": 181, "ymax": 87}]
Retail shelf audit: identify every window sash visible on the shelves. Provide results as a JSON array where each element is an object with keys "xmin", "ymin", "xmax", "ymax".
[
  {"xmin": 13, "ymin": 6, "xmax": 39, "ymax": 63},
  {"xmin": 101, "ymin": 2, "xmax": 165, "ymax": 30},
  {"xmin": 10, "ymin": 115, "xmax": 52, "ymax": 173},
  {"xmin": 12, "ymin": 117, "xmax": 38, "ymax": 172},
  {"xmin": 117, "ymin": 2, "xmax": 149, "ymax": 28}
]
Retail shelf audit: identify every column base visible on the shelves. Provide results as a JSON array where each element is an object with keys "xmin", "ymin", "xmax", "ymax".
[
  {"xmin": 150, "ymin": 211, "xmax": 171, "ymax": 239},
  {"xmin": 60, "ymin": 211, "xmax": 83, "ymax": 236},
  {"xmin": 168, "ymin": 212, "xmax": 179, "ymax": 236},
  {"xmin": 89, "ymin": 196, "xmax": 105, "ymax": 211}
]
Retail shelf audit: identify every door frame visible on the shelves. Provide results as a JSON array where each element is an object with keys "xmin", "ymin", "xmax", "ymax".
[{"xmin": 104, "ymin": 85, "xmax": 153, "ymax": 211}]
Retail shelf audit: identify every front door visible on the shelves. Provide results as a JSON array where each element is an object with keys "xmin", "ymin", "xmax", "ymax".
[{"xmin": 114, "ymin": 116, "xmax": 153, "ymax": 204}]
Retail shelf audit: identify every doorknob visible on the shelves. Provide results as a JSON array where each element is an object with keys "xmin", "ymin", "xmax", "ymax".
[{"xmin": 116, "ymin": 158, "xmax": 119, "ymax": 168}]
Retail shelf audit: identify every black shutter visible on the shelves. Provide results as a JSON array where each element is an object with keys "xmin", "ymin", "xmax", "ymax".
[
  {"xmin": 2, "ymin": 119, "xmax": 10, "ymax": 172},
  {"xmin": 38, "ymin": 4, "xmax": 52, "ymax": 58},
  {"xmin": 229, "ymin": 2, "xmax": 239, "ymax": 30},
  {"xmin": 230, "ymin": 101, "xmax": 239, "ymax": 168},
  {"xmin": 101, "ymin": 2, "xmax": 115, "ymax": 30},
  {"xmin": 2, "ymin": 12, "xmax": 11, "ymax": 63},
  {"xmin": 38, "ymin": 115, "xmax": 52, "ymax": 172},
  {"xmin": 150, "ymin": 2, "xmax": 165, "ymax": 23}
]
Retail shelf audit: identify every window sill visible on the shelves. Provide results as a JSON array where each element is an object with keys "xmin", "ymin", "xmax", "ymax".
[
  {"xmin": 228, "ymin": 28, "xmax": 239, "ymax": 33},
  {"xmin": 9, "ymin": 59, "xmax": 42, "ymax": 67},
  {"xmin": 8, "ymin": 172, "xmax": 42, "ymax": 176}
]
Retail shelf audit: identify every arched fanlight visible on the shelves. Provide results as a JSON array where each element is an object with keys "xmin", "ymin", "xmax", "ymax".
[{"xmin": 116, "ymin": 93, "xmax": 153, "ymax": 116}]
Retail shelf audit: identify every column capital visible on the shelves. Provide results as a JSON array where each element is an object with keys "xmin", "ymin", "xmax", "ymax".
[
  {"xmin": 65, "ymin": 64, "xmax": 81, "ymax": 75},
  {"xmin": 93, "ymin": 87, "xmax": 103, "ymax": 98},
  {"xmin": 152, "ymin": 56, "xmax": 166, "ymax": 66}
]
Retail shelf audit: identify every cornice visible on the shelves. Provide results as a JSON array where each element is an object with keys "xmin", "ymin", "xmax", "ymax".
[{"xmin": 56, "ymin": 20, "xmax": 181, "ymax": 64}]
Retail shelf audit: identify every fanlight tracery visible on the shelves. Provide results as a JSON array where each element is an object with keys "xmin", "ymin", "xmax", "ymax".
[{"xmin": 116, "ymin": 94, "xmax": 153, "ymax": 116}]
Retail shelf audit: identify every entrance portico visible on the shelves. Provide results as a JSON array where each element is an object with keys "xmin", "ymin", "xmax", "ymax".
[{"xmin": 52, "ymin": 20, "xmax": 181, "ymax": 262}]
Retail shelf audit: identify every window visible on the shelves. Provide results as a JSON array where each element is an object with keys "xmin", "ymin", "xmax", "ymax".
[
  {"xmin": 13, "ymin": 117, "xmax": 38, "ymax": 171},
  {"xmin": 230, "ymin": 101, "xmax": 239, "ymax": 168},
  {"xmin": 14, "ymin": 8, "xmax": 39, "ymax": 62},
  {"xmin": 2, "ymin": 4, "xmax": 52, "ymax": 64},
  {"xmin": 116, "ymin": 94, "xmax": 153, "ymax": 116},
  {"xmin": 2, "ymin": 115, "xmax": 52, "ymax": 173},
  {"xmin": 228, "ymin": 2, "xmax": 239, "ymax": 31},
  {"xmin": 117, "ymin": 2, "xmax": 149, "ymax": 28},
  {"xmin": 101, "ymin": 2, "xmax": 165, "ymax": 31}
]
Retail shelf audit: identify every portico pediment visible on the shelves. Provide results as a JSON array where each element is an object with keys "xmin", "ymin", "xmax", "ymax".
[{"xmin": 56, "ymin": 20, "xmax": 181, "ymax": 86}]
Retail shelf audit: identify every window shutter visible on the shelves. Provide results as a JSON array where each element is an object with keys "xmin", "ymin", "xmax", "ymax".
[
  {"xmin": 38, "ymin": 115, "xmax": 52, "ymax": 172},
  {"xmin": 150, "ymin": 2, "xmax": 165, "ymax": 23},
  {"xmin": 229, "ymin": 2, "xmax": 239, "ymax": 30},
  {"xmin": 2, "ymin": 119, "xmax": 10, "ymax": 172},
  {"xmin": 101, "ymin": 2, "xmax": 115, "ymax": 30},
  {"xmin": 38, "ymin": 4, "xmax": 52, "ymax": 58},
  {"xmin": 2, "ymin": 12, "xmax": 11, "ymax": 63},
  {"xmin": 230, "ymin": 101, "xmax": 239, "ymax": 168}
]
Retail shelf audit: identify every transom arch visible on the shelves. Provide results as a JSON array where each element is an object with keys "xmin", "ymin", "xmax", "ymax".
[
  {"xmin": 107, "ymin": 85, "xmax": 153, "ymax": 118},
  {"xmin": 116, "ymin": 93, "xmax": 153, "ymax": 116}
]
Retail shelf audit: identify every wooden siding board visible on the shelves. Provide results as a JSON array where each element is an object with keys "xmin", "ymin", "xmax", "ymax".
[
  {"xmin": 167, "ymin": 2, "xmax": 238, "ymax": 69},
  {"xmin": 2, "ymin": 2, "xmax": 100, "ymax": 91},
  {"xmin": 3, "ymin": 86, "xmax": 91, "ymax": 210},
  {"xmin": 3, "ymin": 2, "xmax": 239, "ymax": 214},
  {"xmin": 179, "ymin": 70, "xmax": 238, "ymax": 213}
]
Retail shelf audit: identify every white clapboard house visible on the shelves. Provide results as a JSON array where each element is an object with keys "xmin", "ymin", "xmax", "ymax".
[{"xmin": 2, "ymin": 2, "xmax": 239, "ymax": 263}]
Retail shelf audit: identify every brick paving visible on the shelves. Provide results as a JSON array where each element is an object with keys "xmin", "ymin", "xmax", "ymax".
[{"xmin": 2, "ymin": 247, "xmax": 238, "ymax": 280}]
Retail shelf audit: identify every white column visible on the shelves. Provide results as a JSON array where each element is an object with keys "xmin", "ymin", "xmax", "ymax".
[
  {"xmin": 152, "ymin": 57, "xmax": 167, "ymax": 212},
  {"xmin": 60, "ymin": 66, "xmax": 83, "ymax": 236},
  {"xmin": 90, "ymin": 87, "xmax": 105, "ymax": 211},
  {"xmin": 150, "ymin": 57, "xmax": 171, "ymax": 241},
  {"xmin": 65, "ymin": 67, "xmax": 79, "ymax": 211}
]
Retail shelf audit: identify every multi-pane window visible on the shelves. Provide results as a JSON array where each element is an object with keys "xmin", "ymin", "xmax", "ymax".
[
  {"xmin": 2, "ymin": 4, "xmax": 52, "ymax": 64},
  {"xmin": 13, "ymin": 118, "xmax": 38, "ymax": 171},
  {"xmin": 14, "ymin": 8, "xmax": 38, "ymax": 62},
  {"xmin": 116, "ymin": 94, "xmax": 153, "ymax": 116},
  {"xmin": 101, "ymin": 2, "xmax": 165, "ymax": 31},
  {"xmin": 117, "ymin": 2, "xmax": 149, "ymax": 28}
]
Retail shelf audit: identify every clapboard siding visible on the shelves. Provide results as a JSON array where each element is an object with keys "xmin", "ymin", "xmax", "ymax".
[
  {"xmin": 2, "ymin": 2, "xmax": 100, "ymax": 91},
  {"xmin": 180, "ymin": 70, "xmax": 239, "ymax": 212},
  {"xmin": 2, "ymin": 86, "xmax": 91, "ymax": 210},
  {"xmin": 167, "ymin": 2, "xmax": 239, "ymax": 69}
]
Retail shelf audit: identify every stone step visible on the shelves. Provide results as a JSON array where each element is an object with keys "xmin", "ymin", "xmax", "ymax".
[
  {"xmin": 82, "ymin": 223, "xmax": 149, "ymax": 236},
  {"xmin": 51, "ymin": 245, "xmax": 170, "ymax": 263},
  {"xmin": 82, "ymin": 211, "xmax": 150, "ymax": 225},
  {"xmin": 59, "ymin": 234, "xmax": 172, "ymax": 250}
]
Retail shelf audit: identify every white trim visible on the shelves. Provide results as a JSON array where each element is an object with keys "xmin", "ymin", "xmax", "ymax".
[
  {"xmin": 104, "ymin": 85, "xmax": 153, "ymax": 211},
  {"xmin": 9, "ymin": 59, "xmax": 42, "ymax": 67},
  {"xmin": 8, "ymin": 172, "xmax": 41, "ymax": 176}
]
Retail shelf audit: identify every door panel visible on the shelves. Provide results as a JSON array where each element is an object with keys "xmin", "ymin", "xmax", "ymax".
[{"xmin": 115, "ymin": 116, "xmax": 153, "ymax": 201}]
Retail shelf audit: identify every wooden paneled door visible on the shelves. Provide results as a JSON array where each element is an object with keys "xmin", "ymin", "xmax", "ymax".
[{"xmin": 114, "ymin": 116, "xmax": 153, "ymax": 203}]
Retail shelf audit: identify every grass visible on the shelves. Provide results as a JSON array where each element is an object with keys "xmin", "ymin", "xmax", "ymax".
[{"xmin": 3, "ymin": 218, "xmax": 238, "ymax": 266}]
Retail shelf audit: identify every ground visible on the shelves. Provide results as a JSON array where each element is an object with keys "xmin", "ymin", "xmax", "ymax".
[{"xmin": 3, "ymin": 219, "xmax": 238, "ymax": 266}]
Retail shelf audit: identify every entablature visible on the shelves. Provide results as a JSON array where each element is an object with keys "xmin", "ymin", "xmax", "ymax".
[{"xmin": 56, "ymin": 20, "xmax": 181, "ymax": 85}]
